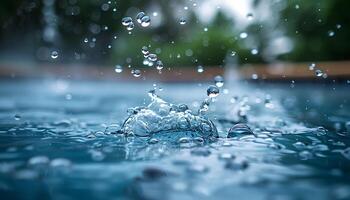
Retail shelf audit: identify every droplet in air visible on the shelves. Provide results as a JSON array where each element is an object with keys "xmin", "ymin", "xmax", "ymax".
[
  {"xmin": 179, "ymin": 18, "xmax": 186, "ymax": 25},
  {"xmin": 315, "ymin": 69, "xmax": 323, "ymax": 77},
  {"xmin": 207, "ymin": 85, "xmax": 219, "ymax": 98},
  {"xmin": 197, "ymin": 65, "xmax": 204, "ymax": 73},
  {"xmin": 121, "ymin": 17, "xmax": 133, "ymax": 26},
  {"xmin": 148, "ymin": 54, "xmax": 157, "ymax": 62},
  {"xmin": 136, "ymin": 12, "xmax": 146, "ymax": 24},
  {"xmin": 126, "ymin": 22, "xmax": 134, "ymax": 31},
  {"xmin": 131, "ymin": 69, "xmax": 141, "ymax": 77},
  {"xmin": 155, "ymin": 60, "xmax": 164, "ymax": 70},
  {"xmin": 246, "ymin": 13, "xmax": 254, "ymax": 20},
  {"xmin": 84, "ymin": 38, "xmax": 89, "ymax": 43},
  {"xmin": 309, "ymin": 63, "xmax": 316, "ymax": 70},
  {"xmin": 328, "ymin": 30, "xmax": 335, "ymax": 37},
  {"xmin": 141, "ymin": 46, "xmax": 149, "ymax": 55},
  {"xmin": 51, "ymin": 51, "xmax": 58, "ymax": 59},
  {"xmin": 240, "ymin": 32, "xmax": 248, "ymax": 39},
  {"xmin": 251, "ymin": 48, "xmax": 258, "ymax": 55},
  {"xmin": 141, "ymin": 15, "xmax": 151, "ymax": 27},
  {"xmin": 115, "ymin": 65, "xmax": 123, "ymax": 73},
  {"xmin": 214, "ymin": 75, "xmax": 224, "ymax": 88},
  {"xmin": 231, "ymin": 51, "xmax": 236, "ymax": 56},
  {"xmin": 252, "ymin": 74, "xmax": 258, "ymax": 80}
]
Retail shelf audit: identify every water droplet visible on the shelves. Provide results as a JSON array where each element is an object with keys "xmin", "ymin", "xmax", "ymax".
[
  {"xmin": 179, "ymin": 18, "xmax": 186, "ymax": 25},
  {"xmin": 299, "ymin": 151, "xmax": 312, "ymax": 160},
  {"xmin": 136, "ymin": 12, "xmax": 146, "ymax": 24},
  {"xmin": 230, "ymin": 51, "xmax": 236, "ymax": 56},
  {"xmin": 51, "ymin": 51, "xmax": 58, "ymax": 59},
  {"xmin": 126, "ymin": 22, "xmax": 134, "ymax": 31},
  {"xmin": 187, "ymin": 164, "xmax": 208, "ymax": 173},
  {"xmin": 155, "ymin": 60, "xmax": 164, "ymax": 70},
  {"xmin": 131, "ymin": 69, "xmax": 141, "ymax": 77},
  {"xmin": 246, "ymin": 13, "xmax": 254, "ymax": 20},
  {"xmin": 251, "ymin": 48, "xmax": 258, "ymax": 55},
  {"xmin": 336, "ymin": 24, "xmax": 342, "ymax": 29},
  {"xmin": 207, "ymin": 85, "xmax": 219, "ymax": 98},
  {"xmin": 50, "ymin": 158, "xmax": 71, "ymax": 167},
  {"xmin": 227, "ymin": 124, "xmax": 253, "ymax": 138},
  {"xmin": 148, "ymin": 138, "xmax": 159, "ymax": 144},
  {"xmin": 328, "ymin": 30, "xmax": 335, "ymax": 37},
  {"xmin": 251, "ymin": 74, "xmax": 258, "ymax": 80},
  {"xmin": 101, "ymin": 3, "xmax": 110, "ymax": 11},
  {"xmin": 214, "ymin": 75, "xmax": 224, "ymax": 88},
  {"xmin": 309, "ymin": 63, "xmax": 316, "ymax": 70},
  {"xmin": 197, "ymin": 65, "xmax": 204, "ymax": 73},
  {"xmin": 115, "ymin": 65, "xmax": 123, "ymax": 73},
  {"xmin": 141, "ymin": 46, "xmax": 149, "ymax": 55},
  {"xmin": 204, "ymin": 27, "xmax": 208, "ymax": 32},
  {"xmin": 84, "ymin": 38, "xmax": 89, "ymax": 43},
  {"xmin": 14, "ymin": 114, "xmax": 21, "ymax": 120},
  {"xmin": 28, "ymin": 156, "xmax": 50, "ymax": 165},
  {"xmin": 148, "ymin": 54, "xmax": 157, "ymax": 62},
  {"xmin": 218, "ymin": 153, "xmax": 235, "ymax": 160},
  {"xmin": 191, "ymin": 148, "xmax": 211, "ymax": 157},
  {"xmin": 239, "ymin": 32, "xmax": 248, "ymax": 39},
  {"xmin": 178, "ymin": 137, "xmax": 190, "ymax": 144},
  {"xmin": 315, "ymin": 69, "xmax": 323, "ymax": 77},
  {"xmin": 121, "ymin": 17, "xmax": 132, "ymax": 26},
  {"xmin": 141, "ymin": 15, "xmax": 151, "ymax": 27}
]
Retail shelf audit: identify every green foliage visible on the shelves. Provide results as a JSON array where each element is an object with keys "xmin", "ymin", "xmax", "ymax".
[{"xmin": 278, "ymin": 0, "xmax": 350, "ymax": 62}]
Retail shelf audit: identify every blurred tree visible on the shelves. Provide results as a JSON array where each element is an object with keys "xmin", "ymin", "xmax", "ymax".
[{"xmin": 278, "ymin": 0, "xmax": 350, "ymax": 62}]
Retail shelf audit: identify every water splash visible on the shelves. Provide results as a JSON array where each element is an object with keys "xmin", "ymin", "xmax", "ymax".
[{"xmin": 120, "ymin": 90, "xmax": 218, "ymax": 142}]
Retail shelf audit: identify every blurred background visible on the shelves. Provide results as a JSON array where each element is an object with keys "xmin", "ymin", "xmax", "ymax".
[{"xmin": 0, "ymin": 0, "xmax": 349, "ymax": 81}]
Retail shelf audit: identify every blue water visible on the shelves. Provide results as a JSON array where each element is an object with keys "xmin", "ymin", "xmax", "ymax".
[{"xmin": 0, "ymin": 79, "xmax": 349, "ymax": 200}]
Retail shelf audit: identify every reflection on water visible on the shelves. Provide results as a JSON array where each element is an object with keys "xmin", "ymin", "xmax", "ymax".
[{"xmin": 0, "ymin": 80, "xmax": 349, "ymax": 200}]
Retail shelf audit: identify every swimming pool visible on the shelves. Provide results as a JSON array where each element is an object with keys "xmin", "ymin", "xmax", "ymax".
[{"xmin": 0, "ymin": 79, "xmax": 349, "ymax": 200}]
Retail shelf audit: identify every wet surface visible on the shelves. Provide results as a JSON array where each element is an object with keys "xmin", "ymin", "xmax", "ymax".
[{"xmin": 0, "ymin": 79, "xmax": 349, "ymax": 200}]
